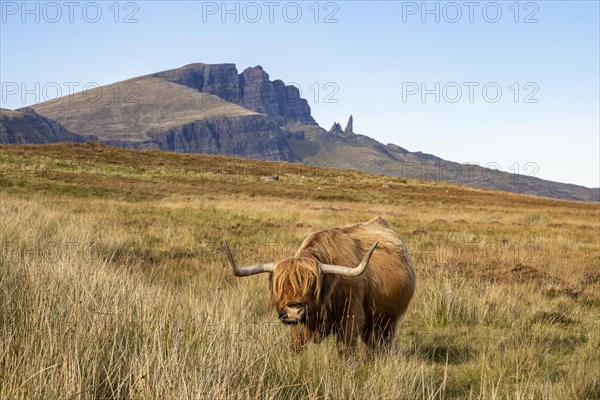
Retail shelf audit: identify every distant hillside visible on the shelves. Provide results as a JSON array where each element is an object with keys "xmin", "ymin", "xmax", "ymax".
[
  {"xmin": 288, "ymin": 121, "xmax": 600, "ymax": 203},
  {"xmin": 1, "ymin": 63, "xmax": 597, "ymax": 202},
  {"xmin": 0, "ymin": 108, "xmax": 87, "ymax": 144}
]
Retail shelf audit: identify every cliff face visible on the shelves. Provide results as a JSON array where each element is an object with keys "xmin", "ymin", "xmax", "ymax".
[
  {"xmin": 104, "ymin": 114, "xmax": 301, "ymax": 161},
  {"xmin": 153, "ymin": 64, "xmax": 315, "ymax": 125},
  {"xmin": 153, "ymin": 63, "xmax": 241, "ymax": 102},
  {"xmin": 0, "ymin": 108, "xmax": 87, "ymax": 144}
]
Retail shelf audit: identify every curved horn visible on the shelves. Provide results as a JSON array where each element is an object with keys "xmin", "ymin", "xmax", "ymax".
[
  {"xmin": 223, "ymin": 240, "xmax": 275, "ymax": 277},
  {"xmin": 320, "ymin": 241, "xmax": 378, "ymax": 276}
]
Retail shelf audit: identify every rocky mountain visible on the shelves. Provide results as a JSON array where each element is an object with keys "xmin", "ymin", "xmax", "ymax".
[
  {"xmin": 152, "ymin": 63, "xmax": 315, "ymax": 125},
  {"xmin": 25, "ymin": 75, "xmax": 299, "ymax": 161},
  {"xmin": 1, "ymin": 63, "xmax": 597, "ymax": 202},
  {"xmin": 0, "ymin": 108, "xmax": 87, "ymax": 144}
]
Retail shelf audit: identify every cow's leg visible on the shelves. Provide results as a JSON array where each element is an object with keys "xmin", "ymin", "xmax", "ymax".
[
  {"xmin": 379, "ymin": 319, "xmax": 397, "ymax": 346},
  {"xmin": 366, "ymin": 316, "xmax": 397, "ymax": 350},
  {"xmin": 337, "ymin": 313, "xmax": 368, "ymax": 360}
]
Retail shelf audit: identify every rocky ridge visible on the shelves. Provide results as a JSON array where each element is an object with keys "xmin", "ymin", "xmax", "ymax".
[
  {"xmin": 152, "ymin": 63, "xmax": 315, "ymax": 125},
  {"xmin": 0, "ymin": 108, "xmax": 88, "ymax": 144}
]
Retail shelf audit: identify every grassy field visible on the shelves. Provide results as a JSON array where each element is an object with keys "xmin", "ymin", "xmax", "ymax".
[{"xmin": 1, "ymin": 143, "xmax": 599, "ymax": 399}]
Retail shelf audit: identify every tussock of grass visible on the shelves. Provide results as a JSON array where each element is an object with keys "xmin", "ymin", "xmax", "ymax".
[{"xmin": 1, "ymin": 143, "xmax": 599, "ymax": 399}]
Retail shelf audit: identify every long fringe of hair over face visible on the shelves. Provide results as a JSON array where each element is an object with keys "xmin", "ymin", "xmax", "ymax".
[{"xmin": 271, "ymin": 258, "xmax": 322, "ymax": 305}]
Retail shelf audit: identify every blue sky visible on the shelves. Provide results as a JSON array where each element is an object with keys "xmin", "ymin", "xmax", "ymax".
[{"xmin": 1, "ymin": 1, "xmax": 598, "ymax": 187}]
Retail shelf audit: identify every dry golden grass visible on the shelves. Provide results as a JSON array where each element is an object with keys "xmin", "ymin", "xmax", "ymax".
[{"xmin": 1, "ymin": 143, "xmax": 599, "ymax": 399}]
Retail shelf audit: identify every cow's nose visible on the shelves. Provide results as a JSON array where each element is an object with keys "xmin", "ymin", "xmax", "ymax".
[
  {"xmin": 278, "ymin": 309, "xmax": 287, "ymax": 319},
  {"xmin": 286, "ymin": 301, "xmax": 304, "ymax": 309}
]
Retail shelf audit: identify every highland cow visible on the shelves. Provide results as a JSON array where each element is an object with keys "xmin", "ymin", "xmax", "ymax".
[{"xmin": 223, "ymin": 216, "xmax": 416, "ymax": 357}]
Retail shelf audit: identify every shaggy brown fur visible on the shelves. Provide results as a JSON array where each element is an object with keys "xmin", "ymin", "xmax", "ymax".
[
  {"xmin": 268, "ymin": 216, "xmax": 416, "ymax": 357},
  {"xmin": 271, "ymin": 258, "xmax": 322, "ymax": 302}
]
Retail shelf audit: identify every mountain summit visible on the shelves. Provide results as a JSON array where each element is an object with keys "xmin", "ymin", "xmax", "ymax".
[
  {"xmin": 1, "ymin": 63, "xmax": 598, "ymax": 202},
  {"xmin": 345, "ymin": 115, "xmax": 354, "ymax": 135},
  {"xmin": 153, "ymin": 63, "xmax": 315, "ymax": 125}
]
